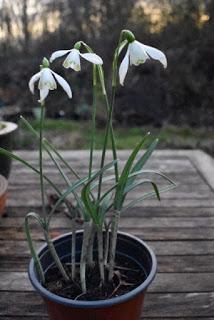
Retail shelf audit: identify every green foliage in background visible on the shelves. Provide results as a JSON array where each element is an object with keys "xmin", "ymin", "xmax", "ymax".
[{"xmin": 18, "ymin": 119, "xmax": 214, "ymax": 154}]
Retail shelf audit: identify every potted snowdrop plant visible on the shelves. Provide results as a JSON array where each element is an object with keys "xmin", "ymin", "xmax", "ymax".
[{"xmin": 0, "ymin": 30, "xmax": 175, "ymax": 320}]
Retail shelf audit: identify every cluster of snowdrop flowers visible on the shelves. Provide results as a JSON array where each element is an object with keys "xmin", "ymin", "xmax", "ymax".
[
  {"xmin": 29, "ymin": 45, "xmax": 103, "ymax": 103},
  {"xmin": 29, "ymin": 31, "xmax": 167, "ymax": 102}
]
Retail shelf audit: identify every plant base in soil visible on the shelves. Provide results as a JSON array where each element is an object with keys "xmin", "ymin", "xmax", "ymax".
[{"xmin": 45, "ymin": 254, "xmax": 146, "ymax": 301}]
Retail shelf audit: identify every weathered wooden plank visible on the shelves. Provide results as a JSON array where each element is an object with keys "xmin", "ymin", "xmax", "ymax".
[
  {"xmin": 1, "ymin": 272, "xmax": 214, "ymax": 293},
  {"xmin": 148, "ymin": 240, "xmax": 214, "ymax": 256},
  {"xmin": 11, "ymin": 151, "xmax": 193, "ymax": 165},
  {"xmin": 2, "ymin": 216, "xmax": 214, "ymax": 229},
  {"xmin": 189, "ymin": 150, "xmax": 214, "ymax": 191},
  {"xmin": 1, "ymin": 226, "xmax": 214, "ymax": 241},
  {"xmin": 4, "ymin": 206, "xmax": 214, "ymax": 218},
  {"xmin": 0, "ymin": 257, "xmax": 29, "ymax": 271},
  {"xmin": 11, "ymin": 149, "xmax": 211, "ymax": 163},
  {"xmin": 7, "ymin": 185, "xmax": 213, "ymax": 200},
  {"xmin": 8, "ymin": 180, "xmax": 212, "ymax": 192},
  {"xmin": 0, "ymin": 291, "xmax": 213, "ymax": 317},
  {"xmin": 6, "ymin": 195, "xmax": 214, "ymax": 207},
  {"xmin": 143, "ymin": 292, "xmax": 214, "ymax": 317},
  {"xmin": 12, "ymin": 149, "xmax": 186, "ymax": 157},
  {"xmin": 157, "ymin": 255, "xmax": 214, "ymax": 273},
  {"xmin": 9, "ymin": 171, "xmax": 206, "ymax": 186},
  {"xmin": 0, "ymin": 240, "xmax": 214, "ymax": 257}
]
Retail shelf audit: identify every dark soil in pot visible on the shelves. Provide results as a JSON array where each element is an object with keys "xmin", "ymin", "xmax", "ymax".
[{"xmin": 45, "ymin": 254, "xmax": 146, "ymax": 300}]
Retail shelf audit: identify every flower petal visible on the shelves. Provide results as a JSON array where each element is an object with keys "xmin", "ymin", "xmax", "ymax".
[
  {"xmin": 143, "ymin": 44, "xmax": 167, "ymax": 68},
  {"xmin": 63, "ymin": 49, "xmax": 81, "ymax": 71},
  {"xmin": 119, "ymin": 47, "xmax": 130, "ymax": 86},
  {"xmin": 50, "ymin": 50, "xmax": 71, "ymax": 63},
  {"xmin": 29, "ymin": 72, "xmax": 41, "ymax": 94},
  {"xmin": 80, "ymin": 53, "xmax": 103, "ymax": 65},
  {"xmin": 39, "ymin": 68, "xmax": 57, "ymax": 91},
  {"xmin": 129, "ymin": 40, "xmax": 149, "ymax": 66},
  {"xmin": 40, "ymin": 87, "xmax": 49, "ymax": 102},
  {"xmin": 51, "ymin": 71, "xmax": 72, "ymax": 98}
]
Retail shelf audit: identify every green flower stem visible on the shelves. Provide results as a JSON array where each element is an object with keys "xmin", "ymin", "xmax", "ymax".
[
  {"xmin": 43, "ymin": 139, "xmax": 81, "ymax": 180},
  {"xmin": 44, "ymin": 229, "xmax": 70, "ymax": 282},
  {"xmin": 104, "ymin": 226, "xmax": 110, "ymax": 267},
  {"xmin": 21, "ymin": 115, "xmax": 81, "ymax": 181},
  {"xmin": 80, "ymin": 41, "xmax": 119, "ymax": 189},
  {"xmin": 44, "ymin": 139, "xmax": 95, "ymax": 202},
  {"xmin": 45, "ymin": 144, "xmax": 82, "ymax": 211},
  {"xmin": 87, "ymin": 221, "xmax": 96, "ymax": 266},
  {"xmin": 47, "ymin": 149, "xmax": 77, "ymax": 280},
  {"xmin": 89, "ymin": 66, "xmax": 97, "ymax": 179},
  {"xmin": 104, "ymin": 93, "xmax": 119, "ymax": 182},
  {"xmin": 97, "ymin": 74, "xmax": 119, "ymax": 200},
  {"xmin": 106, "ymin": 32, "xmax": 126, "ymax": 280},
  {"xmin": 80, "ymin": 221, "xmax": 91, "ymax": 293},
  {"xmin": 108, "ymin": 210, "xmax": 120, "ymax": 281},
  {"xmin": 39, "ymin": 102, "xmax": 46, "ymax": 216},
  {"xmin": 25, "ymin": 215, "xmax": 45, "ymax": 284},
  {"xmin": 97, "ymin": 96, "xmax": 114, "ymax": 200},
  {"xmin": 97, "ymin": 228, "xmax": 105, "ymax": 283},
  {"xmin": 21, "ymin": 115, "xmax": 78, "ymax": 279},
  {"xmin": 112, "ymin": 31, "xmax": 124, "ymax": 87},
  {"xmin": 21, "ymin": 115, "xmax": 91, "ymax": 208},
  {"xmin": 71, "ymin": 219, "xmax": 76, "ymax": 280}
]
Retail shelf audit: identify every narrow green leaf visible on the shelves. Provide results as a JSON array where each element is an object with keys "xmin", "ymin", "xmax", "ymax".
[
  {"xmin": 124, "ymin": 178, "xmax": 160, "ymax": 197},
  {"xmin": 122, "ymin": 184, "xmax": 176, "ymax": 212},
  {"xmin": 26, "ymin": 212, "xmax": 46, "ymax": 229},
  {"xmin": 47, "ymin": 175, "xmax": 91, "ymax": 225},
  {"xmin": 98, "ymin": 192, "xmax": 112, "ymax": 224},
  {"xmin": 25, "ymin": 212, "xmax": 46, "ymax": 284},
  {"xmin": 126, "ymin": 138, "xmax": 159, "ymax": 190},
  {"xmin": 128, "ymin": 169, "xmax": 176, "ymax": 185},
  {"xmin": 81, "ymin": 160, "xmax": 117, "ymax": 227},
  {"xmin": 114, "ymin": 132, "xmax": 150, "ymax": 210},
  {"xmin": 98, "ymin": 184, "xmax": 117, "ymax": 204}
]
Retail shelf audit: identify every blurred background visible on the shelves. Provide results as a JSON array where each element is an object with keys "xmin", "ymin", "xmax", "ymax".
[{"xmin": 0, "ymin": 0, "xmax": 213, "ymax": 153}]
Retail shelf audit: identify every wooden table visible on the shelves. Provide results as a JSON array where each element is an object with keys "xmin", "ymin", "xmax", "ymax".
[{"xmin": 0, "ymin": 149, "xmax": 214, "ymax": 319}]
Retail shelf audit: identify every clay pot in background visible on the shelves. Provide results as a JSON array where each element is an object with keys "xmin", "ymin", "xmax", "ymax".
[
  {"xmin": 0, "ymin": 175, "xmax": 8, "ymax": 216},
  {"xmin": 0, "ymin": 121, "xmax": 18, "ymax": 178}
]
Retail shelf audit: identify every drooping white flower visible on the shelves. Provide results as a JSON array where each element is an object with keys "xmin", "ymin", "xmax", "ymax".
[
  {"xmin": 29, "ymin": 67, "xmax": 72, "ymax": 102},
  {"xmin": 50, "ymin": 48, "xmax": 103, "ymax": 71},
  {"xmin": 119, "ymin": 40, "xmax": 167, "ymax": 86}
]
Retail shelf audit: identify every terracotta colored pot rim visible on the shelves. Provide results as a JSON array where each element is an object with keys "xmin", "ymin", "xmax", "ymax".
[
  {"xmin": 0, "ymin": 121, "xmax": 18, "ymax": 136},
  {"xmin": 29, "ymin": 231, "xmax": 157, "ymax": 309},
  {"xmin": 0, "ymin": 175, "xmax": 8, "ymax": 196}
]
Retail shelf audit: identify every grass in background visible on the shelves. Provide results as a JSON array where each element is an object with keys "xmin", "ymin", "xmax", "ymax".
[{"xmin": 17, "ymin": 118, "xmax": 214, "ymax": 155}]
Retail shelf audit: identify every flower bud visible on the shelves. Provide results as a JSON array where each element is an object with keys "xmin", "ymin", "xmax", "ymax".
[
  {"xmin": 42, "ymin": 57, "xmax": 50, "ymax": 68},
  {"xmin": 74, "ymin": 41, "xmax": 81, "ymax": 50},
  {"xmin": 122, "ymin": 30, "xmax": 135, "ymax": 43}
]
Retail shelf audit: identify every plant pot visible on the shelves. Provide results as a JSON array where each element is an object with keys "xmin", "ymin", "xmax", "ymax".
[
  {"xmin": 0, "ymin": 175, "xmax": 8, "ymax": 216},
  {"xmin": 29, "ymin": 231, "xmax": 157, "ymax": 320},
  {"xmin": 0, "ymin": 121, "xmax": 18, "ymax": 178}
]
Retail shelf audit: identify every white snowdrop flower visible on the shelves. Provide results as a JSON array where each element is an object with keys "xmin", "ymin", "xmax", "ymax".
[
  {"xmin": 50, "ymin": 47, "xmax": 103, "ymax": 71},
  {"xmin": 119, "ymin": 40, "xmax": 167, "ymax": 86},
  {"xmin": 29, "ymin": 62, "xmax": 72, "ymax": 102}
]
